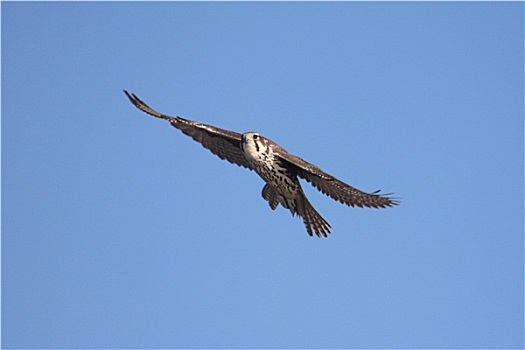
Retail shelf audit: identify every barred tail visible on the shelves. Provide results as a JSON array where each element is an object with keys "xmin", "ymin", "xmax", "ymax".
[
  {"xmin": 261, "ymin": 184, "xmax": 331, "ymax": 237},
  {"xmin": 296, "ymin": 192, "xmax": 331, "ymax": 238}
]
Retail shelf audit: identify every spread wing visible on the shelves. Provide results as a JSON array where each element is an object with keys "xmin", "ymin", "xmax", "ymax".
[
  {"xmin": 124, "ymin": 91, "xmax": 253, "ymax": 170},
  {"xmin": 276, "ymin": 149, "xmax": 398, "ymax": 209}
]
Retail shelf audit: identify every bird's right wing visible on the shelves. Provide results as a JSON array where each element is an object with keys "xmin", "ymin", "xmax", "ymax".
[{"xmin": 124, "ymin": 91, "xmax": 254, "ymax": 170}]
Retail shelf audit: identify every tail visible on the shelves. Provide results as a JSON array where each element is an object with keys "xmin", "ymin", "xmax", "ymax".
[
  {"xmin": 262, "ymin": 184, "xmax": 331, "ymax": 238},
  {"xmin": 296, "ymin": 192, "xmax": 331, "ymax": 238}
]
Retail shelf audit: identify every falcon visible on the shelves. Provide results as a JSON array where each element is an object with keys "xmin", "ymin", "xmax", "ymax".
[{"xmin": 124, "ymin": 90, "xmax": 398, "ymax": 237}]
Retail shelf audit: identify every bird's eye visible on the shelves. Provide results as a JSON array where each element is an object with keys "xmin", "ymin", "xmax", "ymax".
[{"xmin": 253, "ymin": 134, "xmax": 259, "ymax": 140}]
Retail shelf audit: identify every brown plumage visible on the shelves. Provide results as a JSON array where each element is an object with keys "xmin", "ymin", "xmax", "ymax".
[{"xmin": 124, "ymin": 90, "xmax": 398, "ymax": 237}]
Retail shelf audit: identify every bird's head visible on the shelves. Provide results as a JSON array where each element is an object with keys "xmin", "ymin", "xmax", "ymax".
[{"xmin": 241, "ymin": 132, "xmax": 267, "ymax": 159}]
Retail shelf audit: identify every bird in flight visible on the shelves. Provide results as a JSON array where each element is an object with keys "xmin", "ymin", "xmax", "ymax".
[{"xmin": 124, "ymin": 90, "xmax": 398, "ymax": 237}]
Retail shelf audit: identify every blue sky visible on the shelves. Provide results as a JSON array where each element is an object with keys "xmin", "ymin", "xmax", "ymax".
[{"xmin": 2, "ymin": 2, "xmax": 523, "ymax": 349}]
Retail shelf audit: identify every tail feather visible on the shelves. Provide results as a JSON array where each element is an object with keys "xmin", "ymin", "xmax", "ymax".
[
  {"xmin": 261, "ymin": 184, "xmax": 331, "ymax": 237},
  {"xmin": 297, "ymin": 193, "xmax": 331, "ymax": 238}
]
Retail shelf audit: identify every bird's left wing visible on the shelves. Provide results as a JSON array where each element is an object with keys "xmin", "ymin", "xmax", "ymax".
[
  {"xmin": 124, "ymin": 91, "xmax": 254, "ymax": 170},
  {"xmin": 276, "ymin": 148, "xmax": 398, "ymax": 209}
]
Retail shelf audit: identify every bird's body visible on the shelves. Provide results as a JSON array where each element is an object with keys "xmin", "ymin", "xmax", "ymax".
[
  {"xmin": 241, "ymin": 132, "xmax": 332, "ymax": 236},
  {"xmin": 124, "ymin": 90, "xmax": 397, "ymax": 237}
]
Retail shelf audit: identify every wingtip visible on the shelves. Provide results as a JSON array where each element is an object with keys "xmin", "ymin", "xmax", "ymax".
[
  {"xmin": 123, "ymin": 90, "xmax": 147, "ymax": 108},
  {"xmin": 123, "ymin": 89, "xmax": 133, "ymax": 101},
  {"xmin": 372, "ymin": 189, "xmax": 400, "ymax": 207}
]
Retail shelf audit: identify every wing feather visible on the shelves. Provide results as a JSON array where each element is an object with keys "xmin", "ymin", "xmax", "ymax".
[
  {"xmin": 276, "ymin": 150, "xmax": 398, "ymax": 208},
  {"xmin": 124, "ymin": 91, "xmax": 253, "ymax": 170}
]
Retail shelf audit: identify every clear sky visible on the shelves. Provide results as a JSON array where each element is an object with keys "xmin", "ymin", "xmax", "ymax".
[{"xmin": 2, "ymin": 2, "xmax": 523, "ymax": 349}]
